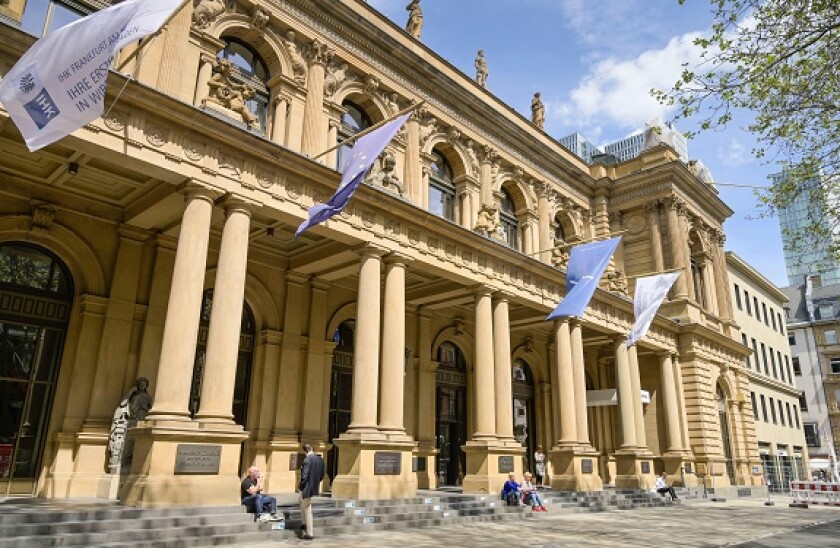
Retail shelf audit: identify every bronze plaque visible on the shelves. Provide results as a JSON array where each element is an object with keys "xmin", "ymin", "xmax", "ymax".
[
  {"xmin": 289, "ymin": 452, "xmax": 306, "ymax": 471},
  {"xmin": 374, "ymin": 452, "xmax": 401, "ymax": 475},
  {"xmin": 581, "ymin": 458, "xmax": 593, "ymax": 474},
  {"xmin": 640, "ymin": 461, "xmax": 651, "ymax": 474},
  {"xmin": 498, "ymin": 456, "xmax": 514, "ymax": 473},
  {"xmin": 684, "ymin": 463, "xmax": 693, "ymax": 474},
  {"xmin": 174, "ymin": 444, "xmax": 221, "ymax": 475}
]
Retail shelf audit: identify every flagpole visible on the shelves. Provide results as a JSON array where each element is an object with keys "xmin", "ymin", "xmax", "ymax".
[
  {"xmin": 623, "ymin": 267, "xmax": 683, "ymax": 280},
  {"xmin": 311, "ymin": 100, "xmax": 425, "ymax": 161},
  {"xmin": 115, "ymin": 0, "xmax": 192, "ymax": 73},
  {"xmin": 524, "ymin": 230, "xmax": 628, "ymax": 256}
]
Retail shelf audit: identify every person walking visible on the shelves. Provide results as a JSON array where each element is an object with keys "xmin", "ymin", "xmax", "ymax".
[{"xmin": 299, "ymin": 444, "xmax": 325, "ymax": 540}]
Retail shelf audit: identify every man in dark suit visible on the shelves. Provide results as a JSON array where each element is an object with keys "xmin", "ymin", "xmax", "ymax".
[{"xmin": 299, "ymin": 443, "xmax": 324, "ymax": 540}]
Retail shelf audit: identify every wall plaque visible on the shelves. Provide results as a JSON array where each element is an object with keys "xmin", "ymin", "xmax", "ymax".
[
  {"xmin": 174, "ymin": 444, "xmax": 221, "ymax": 475},
  {"xmin": 684, "ymin": 463, "xmax": 692, "ymax": 474},
  {"xmin": 738, "ymin": 488, "xmax": 751, "ymax": 497},
  {"xmin": 374, "ymin": 452, "xmax": 401, "ymax": 475},
  {"xmin": 640, "ymin": 461, "xmax": 651, "ymax": 474},
  {"xmin": 751, "ymin": 465, "xmax": 762, "ymax": 474},
  {"xmin": 581, "ymin": 458, "xmax": 593, "ymax": 474},
  {"xmin": 412, "ymin": 456, "xmax": 426, "ymax": 472},
  {"xmin": 289, "ymin": 452, "xmax": 306, "ymax": 471},
  {"xmin": 498, "ymin": 456, "xmax": 514, "ymax": 473}
]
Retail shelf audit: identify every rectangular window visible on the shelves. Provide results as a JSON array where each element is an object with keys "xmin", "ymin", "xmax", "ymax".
[
  {"xmin": 785, "ymin": 355, "xmax": 793, "ymax": 382},
  {"xmin": 761, "ymin": 343, "xmax": 769, "ymax": 375},
  {"xmin": 21, "ymin": 0, "xmax": 87, "ymax": 38},
  {"xmin": 754, "ymin": 297, "xmax": 760, "ymax": 319},
  {"xmin": 771, "ymin": 309, "xmax": 777, "ymax": 331},
  {"xmin": 735, "ymin": 284, "xmax": 742, "ymax": 310},
  {"xmin": 826, "ymin": 330, "xmax": 838, "ymax": 345},
  {"xmin": 792, "ymin": 356, "xmax": 801, "ymax": 375},
  {"xmin": 786, "ymin": 402, "xmax": 793, "ymax": 428},
  {"xmin": 804, "ymin": 423, "xmax": 820, "ymax": 447},
  {"xmin": 778, "ymin": 400, "xmax": 786, "ymax": 426},
  {"xmin": 742, "ymin": 333, "xmax": 750, "ymax": 368},
  {"xmin": 752, "ymin": 338, "xmax": 759, "ymax": 371},
  {"xmin": 789, "ymin": 332, "xmax": 796, "ymax": 346},
  {"xmin": 777, "ymin": 351, "xmax": 784, "ymax": 382},
  {"xmin": 799, "ymin": 394, "xmax": 808, "ymax": 411},
  {"xmin": 751, "ymin": 392, "xmax": 758, "ymax": 420},
  {"xmin": 794, "ymin": 406, "xmax": 801, "ymax": 429},
  {"xmin": 746, "ymin": 291, "xmax": 752, "ymax": 315},
  {"xmin": 831, "ymin": 357, "xmax": 840, "ymax": 374},
  {"xmin": 770, "ymin": 348, "xmax": 778, "ymax": 378},
  {"xmin": 762, "ymin": 302, "xmax": 769, "ymax": 325},
  {"xmin": 778, "ymin": 312, "xmax": 785, "ymax": 335},
  {"xmin": 769, "ymin": 397, "xmax": 777, "ymax": 424},
  {"xmin": 760, "ymin": 394, "xmax": 768, "ymax": 422}
]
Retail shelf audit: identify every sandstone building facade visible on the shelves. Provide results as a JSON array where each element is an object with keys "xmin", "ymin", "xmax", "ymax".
[{"xmin": 0, "ymin": 0, "xmax": 761, "ymax": 505}]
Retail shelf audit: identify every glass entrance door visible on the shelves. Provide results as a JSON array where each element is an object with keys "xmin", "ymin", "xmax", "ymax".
[{"xmin": 436, "ymin": 386, "xmax": 465, "ymax": 486}]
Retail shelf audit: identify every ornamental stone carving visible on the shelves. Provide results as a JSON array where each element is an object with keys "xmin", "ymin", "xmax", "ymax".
[
  {"xmin": 363, "ymin": 74, "xmax": 380, "ymax": 95},
  {"xmin": 381, "ymin": 91, "xmax": 400, "ymax": 114},
  {"xmin": 251, "ymin": 7, "xmax": 269, "ymax": 29},
  {"xmin": 446, "ymin": 127, "xmax": 460, "ymax": 142},
  {"xmin": 475, "ymin": 50, "xmax": 488, "ymax": 87},
  {"xmin": 605, "ymin": 268, "xmax": 629, "ymax": 295},
  {"xmin": 474, "ymin": 203, "xmax": 500, "ymax": 236},
  {"xmin": 304, "ymin": 38, "xmax": 334, "ymax": 67},
  {"xmin": 369, "ymin": 151, "xmax": 404, "ymax": 195},
  {"xmin": 464, "ymin": 139, "xmax": 480, "ymax": 173},
  {"xmin": 405, "ymin": 0, "xmax": 423, "ymax": 39},
  {"xmin": 192, "ymin": 0, "xmax": 226, "ymax": 29},
  {"xmin": 551, "ymin": 242, "xmax": 570, "ymax": 270},
  {"xmin": 419, "ymin": 115, "xmax": 437, "ymax": 146},
  {"xmin": 30, "ymin": 202, "xmax": 56, "ymax": 233},
  {"xmin": 324, "ymin": 61, "xmax": 351, "ymax": 98},
  {"xmin": 205, "ymin": 59, "xmax": 259, "ymax": 129},
  {"xmin": 480, "ymin": 144, "xmax": 497, "ymax": 165},
  {"xmin": 283, "ymin": 31, "xmax": 308, "ymax": 86}
]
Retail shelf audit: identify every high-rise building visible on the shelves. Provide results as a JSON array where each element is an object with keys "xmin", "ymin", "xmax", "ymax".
[
  {"xmin": 783, "ymin": 276, "xmax": 840, "ymax": 479},
  {"xmin": 773, "ymin": 173, "xmax": 840, "ymax": 286},
  {"xmin": 727, "ymin": 252, "xmax": 809, "ymax": 490},
  {"xmin": 561, "ymin": 120, "xmax": 688, "ymax": 165},
  {"xmin": 558, "ymin": 133, "xmax": 602, "ymax": 164}
]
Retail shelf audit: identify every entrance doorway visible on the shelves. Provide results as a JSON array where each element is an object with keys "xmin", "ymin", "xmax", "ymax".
[
  {"xmin": 189, "ymin": 289, "xmax": 255, "ymax": 426},
  {"xmin": 327, "ymin": 320, "xmax": 354, "ymax": 484},
  {"xmin": 717, "ymin": 386, "xmax": 735, "ymax": 484},
  {"xmin": 0, "ymin": 243, "xmax": 73, "ymax": 494},
  {"xmin": 435, "ymin": 342, "xmax": 467, "ymax": 487},
  {"xmin": 512, "ymin": 359, "xmax": 536, "ymax": 473}
]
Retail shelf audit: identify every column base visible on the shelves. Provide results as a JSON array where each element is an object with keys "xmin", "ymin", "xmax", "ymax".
[
  {"xmin": 330, "ymin": 435, "xmax": 418, "ymax": 500},
  {"xmin": 461, "ymin": 439, "xmax": 525, "ymax": 495},
  {"xmin": 44, "ymin": 429, "xmax": 110, "ymax": 498},
  {"xmin": 660, "ymin": 451, "xmax": 697, "ymax": 487},
  {"xmin": 262, "ymin": 434, "xmax": 302, "ymax": 494},
  {"xmin": 549, "ymin": 445, "xmax": 604, "ymax": 491},
  {"xmin": 118, "ymin": 422, "xmax": 248, "ymax": 508},
  {"xmin": 613, "ymin": 449, "xmax": 656, "ymax": 490}
]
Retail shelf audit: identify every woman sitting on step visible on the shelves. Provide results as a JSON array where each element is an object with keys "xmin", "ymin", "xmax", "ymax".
[{"xmin": 522, "ymin": 472, "xmax": 547, "ymax": 512}]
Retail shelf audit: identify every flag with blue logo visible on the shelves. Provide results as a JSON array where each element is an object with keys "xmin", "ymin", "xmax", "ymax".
[
  {"xmin": 626, "ymin": 272, "xmax": 680, "ymax": 346},
  {"xmin": 296, "ymin": 113, "xmax": 411, "ymax": 237},
  {"xmin": 546, "ymin": 237, "xmax": 621, "ymax": 320},
  {"xmin": 0, "ymin": 0, "xmax": 183, "ymax": 151}
]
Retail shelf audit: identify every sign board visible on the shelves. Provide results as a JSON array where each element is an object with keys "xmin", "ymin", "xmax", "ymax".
[
  {"xmin": 738, "ymin": 488, "xmax": 752, "ymax": 497},
  {"xmin": 374, "ymin": 452, "xmax": 401, "ymax": 475},
  {"xmin": 174, "ymin": 444, "xmax": 221, "ymax": 475},
  {"xmin": 640, "ymin": 390, "xmax": 650, "ymax": 404},
  {"xmin": 641, "ymin": 461, "xmax": 651, "ymax": 474},
  {"xmin": 582, "ymin": 458, "xmax": 593, "ymax": 474},
  {"xmin": 289, "ymin": 452, "xmax": 306, "ymax": 471},
  {"xmin": 498, "ymin": 456, "xmax": 515, "ymax": 473},
  {"xmin": 586, "ymin": 389, "xmax": 651, "ymax": 407},
  {"xmin": 751, "ymin": 465, "xmax": 762, "ymax": 474}
]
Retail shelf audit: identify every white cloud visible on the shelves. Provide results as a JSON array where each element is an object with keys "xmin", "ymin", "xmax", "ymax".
[
  {"xmin": 717, "ymin": 137, "xmax": 753, "ymax": 167},
  {"xmin": 550, "ymin": 31, "xmax": 706, "ymax": 138}
]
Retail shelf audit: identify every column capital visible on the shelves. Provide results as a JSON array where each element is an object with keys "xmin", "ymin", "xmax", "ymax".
[
  {"xmin": 118, "ymin": 224, "xmax": 152, "ymax": 243},
  {"xmin": 492, "ymin": 290, "xmax": 510, "ymax": 302},
  {"xmin": 472, "ymin": 284, "xmax": 499, "ymax": 299},
  {"xmin": 218, "ymin": 194, "xmax": 259, "ymax": 217},
  {"xmin": 644, "ymin": 199, "xmax": 662, "ymax": 214},
  {"xmin": 384, "ymin": 250, "xmax": 413, "ymax": 266},
  {"xmin": 353, "ymin": 243, "xmax": 390, "ymax": 258},
  {"xmin": 178, "ymin": 181, "xmax": 223, "ymax": 203},
  {"xmin": 303, "ymin": 38, "xmax": 334, "ymax": 67}
]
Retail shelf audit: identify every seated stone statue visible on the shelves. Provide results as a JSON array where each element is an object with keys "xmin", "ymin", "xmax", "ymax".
[{"xmin": 474, "ymin": 204, "xmax": 499, "ymax": 236}]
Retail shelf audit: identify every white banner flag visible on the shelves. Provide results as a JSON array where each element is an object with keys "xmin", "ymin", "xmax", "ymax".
[
  {"xmin": 0, "ymin": 0, "xmax": 183, "ymax": 151},
  {"xmin": 626, "ymin": 272, "xmax": 680, "ymax": 346}
]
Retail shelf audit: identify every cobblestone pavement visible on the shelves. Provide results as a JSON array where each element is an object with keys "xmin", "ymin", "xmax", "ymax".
[{"xmin": 241, "ymin": 499, "xmax": 840, "ymax": 547}]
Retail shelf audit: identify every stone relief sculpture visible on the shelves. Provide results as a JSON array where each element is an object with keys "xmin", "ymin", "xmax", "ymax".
[
  {"xmin": 251, "ymin": 7, "xmax": 269, "ymax": 30},
  {"xmin": 474, "ymin": 203, "xmax": 500, "ymax": 236},
  {"xmin": 192, "ymin": 0, "xmax": 226, "ymax": 29},
  {"xmin": 205, "ymin": 59, "xmax": 260, "ymax": 129},
  {"xmin": 475, "ymin": 50, "xmax": 488, "ymax": 87},
  {"xmin": 108, "ymin": 377, "xmax": 153, "ymax": 474},
  {"xmin": 324, "ymin": 62, "xmax": 350, "ymax": 98},
  {"xmin": 405, "ymin": 0, "xmax": 423, "ymax": 39},
  {"xmin": 605, "ymin": 268, "xmax": 629, "ymax": 295},
  {"xmin": 369, "ymin": 151, "xmax": 404, "ymax": 195},
  {"xmin": 531, "ymin": 92, "xmax": 545, "ymax": 129},
  {"xmin": 283, "ymin": 31, "xmax": 308, "ymax": 86},
  {"xmin": 551, "ymin": 239, "xmax": 570, "ymax": 270},
  {"xmin": 464, "ymin": 140, "xmax": 480, "ymax": 174}
]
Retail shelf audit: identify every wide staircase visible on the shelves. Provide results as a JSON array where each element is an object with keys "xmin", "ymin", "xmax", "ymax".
[{"xmin": 0, "ymin": 488, "xmax": 681, "ymax": 547}]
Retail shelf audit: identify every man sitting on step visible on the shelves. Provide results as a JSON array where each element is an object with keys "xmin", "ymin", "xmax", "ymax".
[
  {"xmin": 655, "ymin": 472, "xmax": 680, "ymax": 502},
  {"xmin": 241, "ymin": 466, "xmax": 284, "ymax": 522}
]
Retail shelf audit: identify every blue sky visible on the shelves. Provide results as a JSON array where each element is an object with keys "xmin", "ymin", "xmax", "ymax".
[{"xmin": 368, "ymin": 0, "xmax": 789, "ymax": 287}]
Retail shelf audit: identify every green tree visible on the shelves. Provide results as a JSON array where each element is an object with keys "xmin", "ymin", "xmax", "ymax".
[{"xmin": 655, "ymin": 0, "xmax": 840, "ymax": 269}]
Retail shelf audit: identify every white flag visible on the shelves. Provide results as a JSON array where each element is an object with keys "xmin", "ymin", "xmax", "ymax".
[
  {"xmin": 626, "ymin": 272, "xmax": 680, "ymax": 346},
  {"xmin": 0, "ymin": 0, "xmax": 183, "ymax": 151}
]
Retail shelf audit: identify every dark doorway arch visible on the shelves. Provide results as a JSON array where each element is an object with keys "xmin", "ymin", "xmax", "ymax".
[
  {"xmin": 436, "ymin": 341, "xmax": 468, "ymax": 486},
  {"xmin": 0, "ymin": 242, "xmax": 73, "ymax": 486},
  {"xmin": 190, "ymin": 289, "xmax": 255, "ymax": 426},
  {"xmin": 717, "ymin": 385, "xmax": 736, "ymax": 484},
  {"xmin": 327, "ymin": 320, "xmax": 355, "ymax": 483},
  {"xmin": 512, "ymin": 359, "xmax": 536, "ymax": 473}
]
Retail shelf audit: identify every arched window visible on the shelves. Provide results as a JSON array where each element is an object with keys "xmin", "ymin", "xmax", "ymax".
[
  {"xmin": 554, "ymin": 218, "xmax": 566, "ymax": 243},
  {"xmin": 429, "ymin": 150, "xmax": 456, "ymax": 222},
  {"xmin": 21, "ymin": 0, "xmax": 87, "ymax": 38},
  {"xmin": 437, "ymin": 341, "xmax": 466, "ymax": 371},
  {"xmin": 337, "ymin": 101, "xmax": 372, "ymax": 169},
  {"xmin": 500, "ymin": 188, "xmax": 519, "ymax": 250},
  {"xmin": 218, "ymin": 38, "xmax": 270, "ymax": 131}
]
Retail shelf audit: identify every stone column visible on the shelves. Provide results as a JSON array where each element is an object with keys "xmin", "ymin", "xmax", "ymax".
[
  {"xmin": 135, "ymin": 236, "xmax": 177, "ymax": 384},
  {"xmin": 474, "ymin": 287, "xmax": 496, "ymax": 440},
  {"xmin": 492, "ymin": 293, "xmax": 514, "ymax": 440},
  {"xmin": 701, "ymin": 255, "xmax": 719, "ymax": 315},
  {"xmin": 609, "ymin": 212, "xmax": 625, "ymax": 272},
  {"xmin": 195, "ymin": 198, "xmax": 253, "ymax": 425},
  {"xmin": 613, "ymin": 337, "xmax": 637, "ymax": 449},
  {"xmin": 300, "ymin": 39, "xmax": 333, "ymax": 158},
  {"xmin": 665, "ymin": 197, "xmax": 689, "ymax": 299},
  {"xmin": 593, "ymin": 189, "xmax": 610, "ymax": 237},
  {"xmin": 680, "ymin": 211, "xmax": 697, "ymax": 302},
  {"xmin": 156, "ymin": 1, "xmax": 194, "ymax": 100},
  {"xmin": 379, "ymin": 253, "xmax": 409, "ymax": 436},
  {"xmin": 404, "ymin": 114, "xmax": 422, "ymax": 205},
  {"xmin": 347, "ymin": 245, "xmax": 385, "ymax": 435},
  {"xmin": 711, "ymin": 231, "xmax": 733, "ymax": 322},
  {"xmin": 659, "ymin": 353, "xmax": 683, "ymax": 453},
  {"xmin": 270, "ymin": 95, "xmax": 289, "ymax": 145},
  {"xmin": 193, "ymin": 53, "xmax": 214, "ymax": 107},
  {"xmin": 479, "ymin": 147, "xmax": 497, "ymax": 206},
  {"xmin": 146, "ymin": 184, "xmax": 217, "ymax": 423},
  {"xmin": 416, "ymin": 309, "xmax": 437, "ymax": 488},
  {"xmin": 555, "ymin": 319, "xmax": 577, "ymax": 445},
  {"xmin": 570, "ymin": 320, "xmax": 589, "ymax": 446},
  {"xmin": 627, "ymin": 344, "xmax": 647, "ymax": 449},
  {"xmin": 536, "ymin": 183, "xmax": 552, "ymax": 263},
  {"xmin": 646, "ymin": 201, "xmax": 664, "ymax": 272}
]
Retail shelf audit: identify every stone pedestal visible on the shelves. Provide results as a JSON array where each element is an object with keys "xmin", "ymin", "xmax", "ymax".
[
  {"xmin": 264, "ymin": 437, "xmax": 306, "ymax": 494},
  {"xmin": 613, "ymin": 450, "xmax": 656, "ymax": 490},
  {"xmin": 119, "ymin": 423, "xmax": 248, "ymax": 508},
  {"xmin": 661, "ymin": 452, "xmax": 697, "ymax": 487},
  {"xmin": 330, "ymin": 436, "xmax": 417, "ymax": 500},
  {"xmin": 414, "ymin": 447, "xmax": 438, "ymax": 490},
  {"xmin": 462, "ymin": 440, "xmax": 524, "ymax": 495},
  {"xmin": 549, "ymin": 446, "xmax": 604, "ymax": 491}
]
